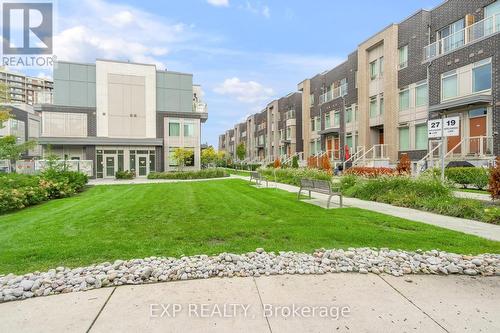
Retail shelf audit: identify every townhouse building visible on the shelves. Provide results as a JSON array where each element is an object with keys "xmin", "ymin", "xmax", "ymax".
[
  {"xmin": 277, "ymin": 92, "xmax": 303, "ymax": 158},
  {"xmin": 0, "ymin": 67, "xmax": 53, "ymax": 105},
  {"xmin": 219, "ymin": 0, "xmax": 499, "ymax": 170},
  {"xmin": 37, "ymin": 59, "xmax": 208, "ymax": 178}
]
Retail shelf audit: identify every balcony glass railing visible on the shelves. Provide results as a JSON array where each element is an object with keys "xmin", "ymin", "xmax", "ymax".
[
  {"xmin": 424, "ymin": 13, "xmax": 500, "ymax": 61},
  {"xmin": 319, "ymin": 83, "xmax": 347, "ymax": 104}
]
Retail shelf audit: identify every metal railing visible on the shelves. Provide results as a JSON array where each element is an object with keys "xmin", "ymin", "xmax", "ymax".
[
  {"xmin": 424, "ymin": 13, "xmax": 500, "ymax": 61},
  {"xmin": 343, "ymin": 146, "xmax": 365, "ymax": 170},
  {"xmin": 352, "ymin": 144, "xmax": 389, "ymax": 167},
  {"xmin": 416, "ymin": 141, "xmax": 442, "ymax": 175},
  {"xmin": 319, "ymin": 84, "xmax": 348, "ymax": 104},
  {"xmin": 445, "ymin": 136, "xmax": 494, "ymax": 160}
]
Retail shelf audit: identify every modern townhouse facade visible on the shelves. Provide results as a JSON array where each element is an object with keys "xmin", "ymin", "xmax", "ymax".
[
  {"xmin": 37, "ymin": 59, "xmax": 208, "ymax": 178},
  {"xmin": 0, "ymin": 67, "xmax": 53, "ymax": 105},
  {"xmin": 277, "ymin": 92, "xmax": 303, "ymax": 158},
  {"xmin": 219, "ymin": 0, "xmax": 500, "ymax": 169}
]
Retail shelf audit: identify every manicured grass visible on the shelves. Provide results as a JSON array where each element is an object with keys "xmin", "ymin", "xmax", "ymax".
[
  {"xmin": 224, "ymin": 168, "xmax": 253, "ymax": 176},
  {"xmin": 1, "ymin": 179, "xmax": 499, "ymax": 274}
]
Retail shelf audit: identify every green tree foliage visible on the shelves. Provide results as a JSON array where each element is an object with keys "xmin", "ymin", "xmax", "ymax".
[
  {"xmin": 236, "ymin": 142, "xmax": 246, "ymax": 161},
  {"xmin": 201, "ymin": 146, "xmax": 217, "ymax": 167},
  {"xmin": 173, "ymin": 148, "xmax": 194, "ymax": 171}
]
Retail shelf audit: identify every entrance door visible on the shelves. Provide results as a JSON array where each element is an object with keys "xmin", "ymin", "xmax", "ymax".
[
  {"xmin": 326, "ymin": 137, "xmax": 333, "ymax": 158},
  {"xmin": 469, "ymin": 116, "xmax": 487, "ymax": 154},
  {"xmin": 287, "ymin": 145, "xmax": 291, "ymax": 156},
  {"xmin": 378, "ymin": 129, "xmax": 384, "ymax": 144},
  {"xmin": 105, "ymin": 156, "xmax": 115, "ymax": 177},
  {"xmin": 447, "ymin": 125, "xmax": 461, "ymax": 154},
  {"xmin": 138, "ymin": 156, "xmax": 148, "ymax": 176},
  {"xmin": 333, "ymin": 137, "xmax": 340, "ymax": 159}
]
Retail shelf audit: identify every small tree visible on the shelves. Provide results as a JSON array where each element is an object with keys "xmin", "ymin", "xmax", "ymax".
[
  {"xmin": 173, "ymin": 148, "xmax": 194, "ymax": 171},
  {"xmin": 201, "ymin": 146, "xmax": 217, "ymax": 168},
  {"xmin": 273, "ymin": 158, "xmax": 281, "ymax": 168},
  {"xmin": 292, "ymin": 155, "xmax": 299, "ymax": 168},
  {"xmin": 236, "ymin": 142, "xmax": 246, "ymax": 161},
  {"xmin": 489, "ymin": 156, "xmax": 500, "ymax": 200},
  {"xmin": 396, "ymin": 153, "xmax": 411, "ymax": 175},
  {"xmin": 320, "ymin": 155, "xmax": 332, "ymax": 174}
]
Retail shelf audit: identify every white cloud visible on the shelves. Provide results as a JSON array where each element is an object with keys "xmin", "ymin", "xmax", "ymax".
[
  {"xmin": 52, "ymin": 0, "xmax": 197, "ymax": 69},
  {"xmin": 239, "ymin": 1, "xmax": 271, "ymax": 18},
  {"xmin": 262, "ymin": 6, "xmax": 270, "ymax": 18},
  {"xmin": 214, "ymin": 77, "xmax": 274, "ymax": 103},
  {"xmin": 207, "ymin": 0, "xmax": 229, "ymax": 7}
]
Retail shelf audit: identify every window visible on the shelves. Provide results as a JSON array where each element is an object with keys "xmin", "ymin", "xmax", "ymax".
[
  {"xmin": 486, "ymin": 0, "xmax": 500, "ymax": 18},
  {"xmin": 439, "ymin": 19, "xmax": 465, "ymax": 53},
  {"xmin": 379, "ymin": 94, "xmax": 384, "ymax": 115},
  {"xmin": 441, "ymin": 70, "xmax": 458, "ymax": 100},
  {"xmin": 415, "ymin": 124, "xmax": 428, "ymax": 150},
  {"xmin": 185, "ymin": 148, "xmax": 195, "ymax": 167},
  {"xmin": 399, "ymin": 127, "xmax": 409, "ymax": 151},
  {"xmin": 346, "ymin": 107, "xmax": 353, "ymax": 124},
  {"xmin": 398, "ymin": 45, "xmax": 408, "ymax": 69},
  {"xmin": 346, "ymin": 135, "xmax": 353, "ymax": 151},
  {"xmin": 168, "ymin": 148, "xmax": 178, "ymax": 167},
  {"xmin": 472, "ymin": 59, "xmax": 492, "ymax": 93},
  {"xmin": 286, "ymin": 127, "xmax": 292, "ymax": 139},
  {"xmin": 370, "ymin": 60, "xmax": 378, "ymax": 80},
  {"xmin": 310, "ymin": 94, "xmax": 315, "ymax": 106},
  {"xmin": 169, "ymin": 122, "xmax": 180, "ymax": 136},
  {"xmin": 325, "ymin": 113, "xmax": 331, "ymax": 128},
  {"xmin": 379, "ymin": 57, "xmax": 384, "ymax": 76},
  {"xmin": 369, "ymin": 96, "xmax": 378, "ymax": 118},
  {"xmin": 333, "ymin": 111, "xmax": 340, "ymax": 127},
  {"xmin": 469, "ymin": 108, "xmax": 487, "ymax": 118},
  {"xmin": 415, "ymin": 82, "xmax": 428, "ymax": 107},
  {"xmin": 183, "ymin": 123, "xmax": 195, "ymax": 137},
  {"xmin": 340, "ymin": 78, "xmax": 348, "ymax": 96},
  {"xmin": 399, "ymin": 88, "xmax": 410, "ymax": 111}
]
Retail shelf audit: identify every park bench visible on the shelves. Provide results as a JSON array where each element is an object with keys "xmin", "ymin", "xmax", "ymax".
[
  {"xmin": 250, "ymin": 172, "xmax": 268, "ymax": 187},
  {"xmin": 297, "ymin": 179, "xmax": 343, "ymax": 208}
]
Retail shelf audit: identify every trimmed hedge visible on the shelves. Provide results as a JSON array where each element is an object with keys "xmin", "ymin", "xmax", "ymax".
[
  {"xmin": 148, "ymin": 169, "xmax": 229, "ymax": 180},
  {"xmin": 0, "ymin": 171, "xmax": 88, "ymax": 214},
  {"xmin": 344, "ymin": 167, "xmax": 396, "ymax": 177},
  {"xmin": 258, "ymin": 167, "xmax": 332, "ymax": 187},
  {"xmin": 341, "ymin": 175, "xmax": 500, "ymax": 224},
  {"xmin": 445, "ymin": 167, "xmax": 489, "ymax": 190},
  {"xmin": 116, "ymin": 170, "xmax": 135, "ymax": 179}
]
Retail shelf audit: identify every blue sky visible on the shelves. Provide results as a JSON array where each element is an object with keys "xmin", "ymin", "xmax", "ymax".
[{"xmin": 22, "ymin": 0, "xmax": 444, "ymax": 146}]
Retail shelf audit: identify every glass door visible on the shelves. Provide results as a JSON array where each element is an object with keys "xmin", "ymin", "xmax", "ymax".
[
  {"xmin": 105, "ymin": 156, "xmax": 115, "ymax": 177},
  {"xmin": 138, "ymin": 156, "xmax": 147, "ymax": 176}
]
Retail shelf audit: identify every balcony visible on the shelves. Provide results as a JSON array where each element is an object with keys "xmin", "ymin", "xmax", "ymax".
[
  {"xmin": 424, "ymin": 13, "xmax": 500, "ymax": 61},
  {"xmin": 319, "ymin": 84, "xmax": 347, "ymax": 104}
]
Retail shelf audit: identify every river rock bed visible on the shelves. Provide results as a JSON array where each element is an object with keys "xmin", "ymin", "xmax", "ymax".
[{"xmin": 1, "ymin": 248, "xmax": 499, "ymax": 303}]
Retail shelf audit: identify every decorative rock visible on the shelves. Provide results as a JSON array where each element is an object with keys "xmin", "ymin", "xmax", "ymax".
[{"xmin": 0, "ymin": 248, "xmax": 498, "ymax": 303}]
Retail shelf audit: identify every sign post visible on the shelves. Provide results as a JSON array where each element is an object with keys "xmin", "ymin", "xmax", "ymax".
[{"xmin": 427, "ymin": 116, "xmax": 460, "ymax": 182}]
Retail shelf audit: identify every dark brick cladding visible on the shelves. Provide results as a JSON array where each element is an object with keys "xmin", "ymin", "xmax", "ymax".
[
  {"xmin": 427, "ymin": 0, "xmax": 499, "ymax": 154},
  {"xmin": 398, "ymin": 10, "xmax": 431, "ymax": 88},
  {"xmin": 277, "ymin": 92, "xmax": 303, "ymax": 152}
]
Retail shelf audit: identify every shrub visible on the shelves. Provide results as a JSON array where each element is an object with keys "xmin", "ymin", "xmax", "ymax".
[
  {"xmin": 396, "ymin": 154, "xmax": 411, "ymax": 175},
  {"xmin": 445, "ymin": 167, "xmax": 489, "ymax": 189},
  {"xmin": 489, "ymin": 157, "xmax": 500, "ymax": 200},
  {"xmin": 344, "ymin": 167, "xmax": 396, "ymax": 177},
  {"xmin": 148, "ymin": 168, "xmax": 228, "ymax": 180},
  {"xmin": 341, "ymin": 174, "xmax": 498, "ymax": 224},
  {"xmin": 115, "ymin": 170, "xmax": 135, "ymax": 179},
  {"xmin": 258, "ymin": 167, "xmax": 331, "ymax": 186},
  {"xmin": 291, "ymin": 156, "xmax": 299, "ymax": 168},
  {"xmin": 320, "ymin": 155, "xmax": 332, "ymax": 173},
  {"xmin": 273, "ymin": 158, "xmax": 281, "ymax": 168},
  {"xmin": 0, "ymin": 171, "xmax": 88, "ymax": 214}
]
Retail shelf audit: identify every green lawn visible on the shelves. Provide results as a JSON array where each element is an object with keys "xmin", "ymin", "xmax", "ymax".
[
  {"xmin": 1, "ymin": 179, "xmax": 499, "ymax": 274},
  {"xmin": 456, "ymin": 188, "xmax": 490, "ymax": 195}
]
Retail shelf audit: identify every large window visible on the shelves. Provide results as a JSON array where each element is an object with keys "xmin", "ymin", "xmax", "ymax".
[
  {"xmin": 399, "ymin": 127, "xmax": 409, "ymax": 151},
  {"xmin": 333, "ymin": 111, "xmax": 340, "ymax": 127},
  {"xmin": 346, "ymin": 135, "xmax": 353, "ymax": 151},
  {"xmin": 399, "ymin": 89, "xmax": 410, "ymax": 111},
  {"xmin": 441, "ymin": 70, "xmax": 458, "ymax": 100},
  {"xmin": 310, "ymin": 94, "xmax": 315, "ymax": 106},
  {"xmin": 398, "ymin": 45, "xmax": 408, "ymax": 69},
  {"xmin": 472, "ymin": 59, "xmax": 492, "ymax": 93},
  {"xmin": 325, "ymin": 113, "xmax": 331, "ymax": 129},
  {"xmin": 415, "ymin": 124, "xmax": 428, "ymax": 150},
  {"xmin": 346, "ymin": 107, "xmax": 353, "ymax": 124},
  {"xmin": 486, "ymin": 0, "xmax": 500, "ymax": 17},
  {"xmin": 369, "ymin": 96, "xmax": 378, "ymax": 118},
  {"xmin": 379, "ymin": 94, "xmax": 384, "ymax": 115},
  {"xmin": 415, "ymin": 82, "xmax": 428, "ymax": 107},
  {"xmin": 183, "ymin": 123, "xmax": 195, "ymax": 137},
  {"xmin": 169, "ymin": 122, "xmax": 180, "ymax": 136},
  {"xmin": 370, "ymin": 60, "xmax": 378, "ymax": 80}
]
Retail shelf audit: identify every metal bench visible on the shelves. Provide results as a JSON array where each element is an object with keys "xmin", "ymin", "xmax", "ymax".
[
  {"xmin": 250, "ymin": 172, "xmax": 268, "ymax": 187},
  {"xmin": 297, "ymin": 179, "xmax": 343, "ymax": 208}
]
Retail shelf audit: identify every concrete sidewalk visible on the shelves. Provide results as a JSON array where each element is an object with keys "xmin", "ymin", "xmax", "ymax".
[
  {"xmin": 237, "ymin": 175, "xmax": 500, "ymax": 242},
  {"xmin": 0, "ymin": 274, "xmax": 498, "ymax": 332}
]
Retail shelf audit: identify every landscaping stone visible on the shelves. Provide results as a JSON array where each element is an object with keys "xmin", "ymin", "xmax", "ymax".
[{"xmin": 0, "ymin": 247, "xmax": 498, "ymax": 303}]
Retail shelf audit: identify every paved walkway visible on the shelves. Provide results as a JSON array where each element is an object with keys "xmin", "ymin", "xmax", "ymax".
[
  {"xmin": 234, "ymin": 175, "xmax": 500, "ymax": 242},
  {"xmin": 0, "ymin": 274, "xmax": 498, "ymax": 332},
  {"xmin": 454, "ymin": 190, "xmax": 492, "ymax": 202}
]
